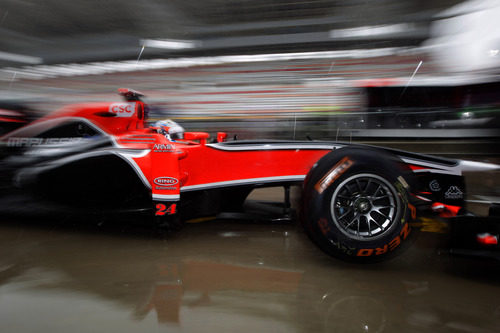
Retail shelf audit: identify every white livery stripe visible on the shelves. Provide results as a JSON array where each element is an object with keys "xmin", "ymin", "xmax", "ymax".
[
  {"xmin": 401, "ymin": 157, "xmax": 461, "ymax": 175},
  {"xmin": 115, "ymin": 150, "xmax": 152, "ymax": 189},
  {"xmin": 153, "ymin": 194, "xmax": 180, "ymax": 201},
  {"xmin": 207, "ymin": 143, "xmax": 340, "ymax": 151},
  {"xmin": 402, "ymin": 157, "xmax": 500, "ymax": 176},
  {"xmin": 458, "ymin": 160, "xmax": 500, "ymax": 172},
  {"xmin": 181, "ymin": 175, "xmax": 306, "ymax": 192}
]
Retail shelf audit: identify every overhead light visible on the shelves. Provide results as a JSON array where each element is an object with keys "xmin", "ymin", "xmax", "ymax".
[
  {"xmin": 0, "ymin": 47, "xmax": 406, "ymax": 81},
  {"xmin": 0, "ymin": 51, "xmax": 42, "ymax": 64},
  {"xmin": 141, "ymin": 39, "xmax": 200, "ymax": 50},
  {"xmin": 330, "ymin": 23, "xmax": 414, "ymax": 39}
]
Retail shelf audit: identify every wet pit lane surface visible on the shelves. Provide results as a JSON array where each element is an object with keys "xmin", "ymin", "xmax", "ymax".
[
  {"xmin": 0, "ymin": 210, "xmax": 499, "ymax": 333},
  {"xmin": 0, "ymin": 150, "xmax": 498, "ymax": 333}
]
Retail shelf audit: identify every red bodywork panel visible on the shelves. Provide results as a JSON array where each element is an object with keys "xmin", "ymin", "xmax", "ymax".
[
  {"xmin": 178, "ymin": 145, "xmax": 329, "ymax": 189},
  {"xmin": 123, "ymin": 135, "xmax": 332, "ymax": 202},
  {"xmin": 15, "ymin": 98, "xmax": 332, "ymax": 203}
]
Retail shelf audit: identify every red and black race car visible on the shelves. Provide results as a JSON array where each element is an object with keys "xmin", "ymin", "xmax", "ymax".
[{"xmin": 0, "ymin": 89, "xmax": 498, "ymax": 262}]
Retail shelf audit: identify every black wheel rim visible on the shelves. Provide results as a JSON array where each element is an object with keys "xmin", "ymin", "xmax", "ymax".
[{"xmin": 330, "ymin": 173, "xmax": 399, "ymax": 241}]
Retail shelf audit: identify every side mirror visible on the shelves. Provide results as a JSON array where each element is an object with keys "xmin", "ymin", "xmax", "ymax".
[
  {"xmin": 217, "ymin": 132, "xmax": 228, "ymax": 143},
  {"xmin": 183, "ymin": 132, "xmax": 210, "ymax": 145}
]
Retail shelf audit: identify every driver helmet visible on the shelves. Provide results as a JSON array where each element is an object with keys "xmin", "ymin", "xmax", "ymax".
[{"xmin": 154, "ymin": 119, "xmax": 184, "ymax": 140}]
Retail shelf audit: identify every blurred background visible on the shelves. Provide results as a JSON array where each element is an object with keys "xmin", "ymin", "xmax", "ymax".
[{"xmin": 0, "ymin": 0, "xmax": 499, "ymax": 148}]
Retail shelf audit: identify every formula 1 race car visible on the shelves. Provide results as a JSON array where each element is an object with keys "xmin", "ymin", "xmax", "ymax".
[{"xmin": 0, "ymin": 89, "xmax": 498, "ymax": 262}]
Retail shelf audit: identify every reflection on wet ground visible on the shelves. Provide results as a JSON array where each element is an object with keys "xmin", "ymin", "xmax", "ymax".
[{"xmin": 0, "ymin": 214, "xmax": 499, "ymax": 333}]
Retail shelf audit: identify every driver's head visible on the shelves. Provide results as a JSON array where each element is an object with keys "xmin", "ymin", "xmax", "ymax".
[{"xmin": 154, "ymin": 119, "xmax": 184, "ymax": 140}]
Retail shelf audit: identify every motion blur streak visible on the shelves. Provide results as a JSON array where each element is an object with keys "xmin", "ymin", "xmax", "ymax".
[
  {"xmin": 1, "ymin": 0, "xmax": 499, "ymax": 143},
  {"xmin": 0, "ymin": 47, "xmax": 406, "ymax": 81}
]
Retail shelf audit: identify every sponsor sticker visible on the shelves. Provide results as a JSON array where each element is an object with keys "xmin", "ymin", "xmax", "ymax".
[
  {"xmin": 153, "ymin": 144, "xmax": 174, "ymax": 152},
  {"xmin": 315, "ymin": 157, "xmax": 353, "ymax": 194},
  {"xmin": 356, "ymin": 223, "xmax": 411, "ymax": 257},
  {"xmin": 154, "ymin": 177, "xmax": 179, "ymax": 187},
  {"xmin": 7, "ymin": 137, "xmax": 84, "ymax": 147},
  {"xmin": 108, "ymin": 102, "xmax": 136, "ymax": 117},
  {"xmin": 429, "ymin": 180, "xmax": 441, "ymax": 192},
  {"xmin": 155, "ymin": 186, "xmax": 177, "ymax": 190},
  {"xmin": 444, "ymin": 186, "xmax": 463, "ymax": 199},
  {"xmin": 397, "ymin": 176, "xmax": 409, "ymax": 189}
]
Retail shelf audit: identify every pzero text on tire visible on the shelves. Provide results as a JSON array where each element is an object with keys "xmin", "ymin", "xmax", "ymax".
[{"xmin": 302, "ymin": 147, "xmax": 416, "ymax": 262}]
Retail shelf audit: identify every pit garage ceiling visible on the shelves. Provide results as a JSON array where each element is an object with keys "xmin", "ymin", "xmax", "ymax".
[{"xmin": 0, "ymin": 0, "xmax": 462, "ymax": 66}]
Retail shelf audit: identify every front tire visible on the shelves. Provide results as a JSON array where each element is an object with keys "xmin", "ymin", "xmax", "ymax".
[{"xmin": 302, "ymin": 147, "xmax": 416, "ymax": 262}]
